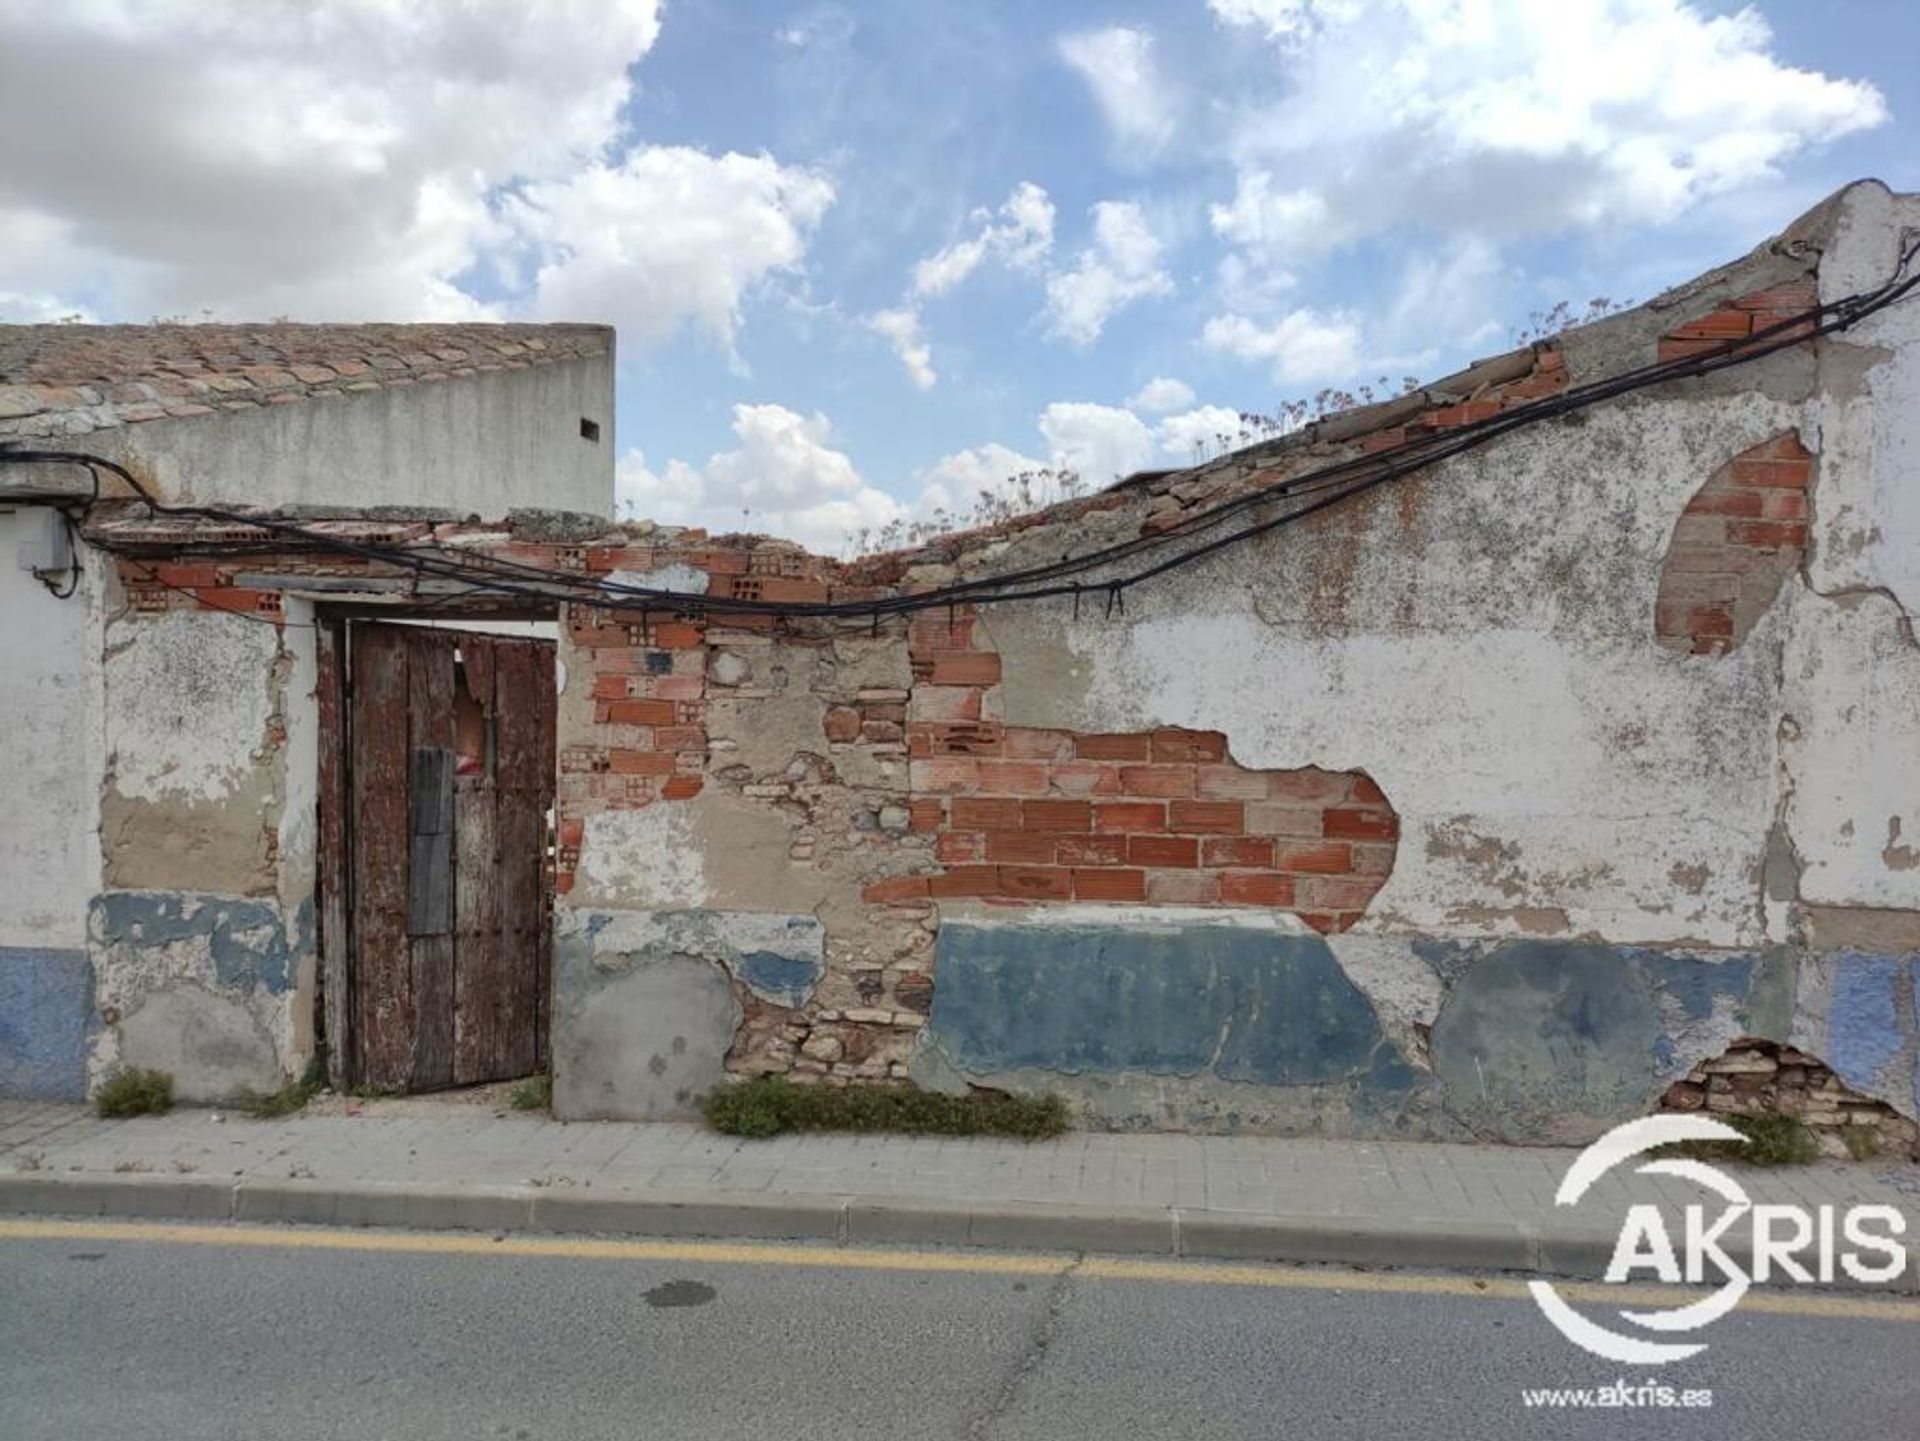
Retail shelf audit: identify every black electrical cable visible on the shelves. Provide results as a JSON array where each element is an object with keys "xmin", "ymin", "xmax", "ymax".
[{"xmin": 5, "ymin": 236, "xmax": 1917, "ymax": 623}]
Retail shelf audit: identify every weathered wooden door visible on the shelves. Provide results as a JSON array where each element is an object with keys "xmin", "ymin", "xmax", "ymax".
[{"xmin": 342, "ymin": 623, "xmax": 555, "ymax": 1091}]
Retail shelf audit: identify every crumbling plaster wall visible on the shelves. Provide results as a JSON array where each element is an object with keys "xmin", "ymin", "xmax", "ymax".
[{"xmin": 87, "ymin": 587, "xmax": 318, "ymax": 1101}]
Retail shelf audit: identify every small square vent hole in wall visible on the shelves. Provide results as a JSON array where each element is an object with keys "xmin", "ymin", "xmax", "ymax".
[{"xmin": 579, "ymin": 417, "xmax": 601, "ymax": 443}]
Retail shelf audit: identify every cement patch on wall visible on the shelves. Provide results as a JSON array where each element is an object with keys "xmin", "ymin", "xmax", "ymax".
[
  {"xmin": 550, "ymin": 908, "xmax": 818, "ymax": 1119},
  {"xmin": 116, "ymin": 984, "xmax": 280, "ymax": 1101},
  {"xmin": 0, "ymin": 946, "xmax": 93, "ymax": 1100},
  {"xmin": 86, "ymin": 891, "xmax": 309, "ymax": 1100}
]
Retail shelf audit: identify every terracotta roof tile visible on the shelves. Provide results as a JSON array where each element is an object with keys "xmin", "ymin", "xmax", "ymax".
[{"xmin": 0, "ymin": 322, "xmax": 611, "ymax": 440}]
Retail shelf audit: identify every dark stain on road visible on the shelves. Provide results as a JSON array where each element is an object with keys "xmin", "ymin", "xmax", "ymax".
[{"xmin": 644, "ymin": 1279, "xmax": 716, "ymax": 1308}]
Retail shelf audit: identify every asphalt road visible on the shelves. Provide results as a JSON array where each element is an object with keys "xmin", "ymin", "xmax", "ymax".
[{"xmin": 1, "ymin": 1220, "xmax": 1915, "ymax": 1440}]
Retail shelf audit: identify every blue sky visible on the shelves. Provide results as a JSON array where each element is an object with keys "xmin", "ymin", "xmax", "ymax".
[{"xmin": 1, "ymin": 1, "xmax": 1914, "ymax": 550}]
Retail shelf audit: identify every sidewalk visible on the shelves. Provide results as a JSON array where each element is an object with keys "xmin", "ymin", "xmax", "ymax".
[{"xmin": 3, "ymin": 1098, "xmax": 1916, "ymax": 1291}]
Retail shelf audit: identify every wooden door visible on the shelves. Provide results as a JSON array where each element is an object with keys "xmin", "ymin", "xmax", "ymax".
[{"xmin": 341, "ymin": 623, "xmax": 554, "ymax": 1091}]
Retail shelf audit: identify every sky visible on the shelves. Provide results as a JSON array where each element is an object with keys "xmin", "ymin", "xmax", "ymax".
[{"xmin": 1, "ymin": 1, "xmax": 1914, "ymax": 553}]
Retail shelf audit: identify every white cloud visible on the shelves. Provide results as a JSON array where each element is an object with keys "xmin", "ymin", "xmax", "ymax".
[
  {"xmin": 1038, "ymin": 402, "xmax": 1159, "ymax": 486},
  {"xmin": 1156, "ymin": 405, "xmax": 1256, "ymax": 463},
  {"xmin": 0, "ymin": 2, "xmax": 835, "ymax": 357},
  {"xmin": 1043, "ymin": 201, "xmax": 1175, "ymax": 346},
  {"xmin": 911, "ymin": 182, "xmax": 1055, "ymax": 298},
  {"xmin": 514, "ymin": 149, "xmax": 834, "ymax": 354},
  {"xmin": 1058, "ymin": 26, "xmax": 1177, "ymax": 163},
  {"xmin": 867, "ymin": 306, "xmax": 937, "ymax": 390},
  {"xmin": 1206, "ymin": 0, "xmax": 1886, "ymax": 271},
  {"xmin": 1127, "ymin": 376, "xmax": 1197, "ymax": 414},
  {"xmin": 873, "ymin": 182, "xmax": 1056, "ymax": 389},
  {"xmin": 913, "ymin": 442, "xmax": 1051, "ymax": 517},
  {"xmin": 1201, "ymin": 308, "xmax": 1363, "ymax": 384},
  {"xmin": 618, "ymin": 404, "xmax": 903, "ymax": 552}
]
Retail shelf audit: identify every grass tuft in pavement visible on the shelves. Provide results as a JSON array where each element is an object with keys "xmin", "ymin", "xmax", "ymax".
[
  {"xmin": 705, "ymin": 1076, "xmax": 1068, "ymax": 1141},
  {"xmin": 235, "ymin": 1057, "xmax": 328, "ymax": 1119},
  {"xmin": 94, "ymin": 1067, "xmax": 173, "ymax": 1118},
  {"xmin": 508, "ymin": 1073, "xmax": 552, "ymax": 1111},
  {"xmin": 1656, "ymin": 1110, "xmax": 1820, "ymax": 1166}
]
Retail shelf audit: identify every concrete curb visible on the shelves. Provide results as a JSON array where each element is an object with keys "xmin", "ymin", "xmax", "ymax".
[{"xmin": 1, "ymin": 1171, "xmax": 1914, "ymax": 1296}]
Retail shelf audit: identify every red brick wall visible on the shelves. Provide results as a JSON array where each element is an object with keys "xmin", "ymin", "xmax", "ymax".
[
  {"xmin": 1655, "ymin": 431, "xmax": 1812, "ymax": 655},
  {"xmin": 862, "ymin": 608, "xmax": 1400, "ymax": 933},
  {"xmin": 1656, "ymin": 282, "xmax": 1817, "ymax": 364}
]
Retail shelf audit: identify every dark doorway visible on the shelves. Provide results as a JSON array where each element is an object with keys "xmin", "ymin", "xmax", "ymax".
[{"xmin": 319, "ymin": 620, "xmax": 556, "ymax": 1092}]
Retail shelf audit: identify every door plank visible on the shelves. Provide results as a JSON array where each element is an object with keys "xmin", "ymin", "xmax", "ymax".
[
  {"xmin": 405, "ymin": 629, "xmax": 457, "ymax": 1090},
  {"xmin": 452, "ymin": 636, "xmax": 505, "ymax": 1084},
  {"xmin": 349, "ymin": 626, "xmax": 411, "ymax": 1092},
  {"xmin": 315, "ymin": 618, "xmax": 352, "ymax": 1088}
]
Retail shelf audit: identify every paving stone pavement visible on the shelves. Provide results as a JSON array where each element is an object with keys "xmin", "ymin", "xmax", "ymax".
[{"xmin": 2, "ymin": 1100, "xmax": 1916, "ymax": 1289}]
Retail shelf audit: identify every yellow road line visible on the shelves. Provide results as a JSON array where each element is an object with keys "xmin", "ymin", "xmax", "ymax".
[{"xmin": 1, "ymin": 1218, "xmax": 1913, "ymax": 1324}]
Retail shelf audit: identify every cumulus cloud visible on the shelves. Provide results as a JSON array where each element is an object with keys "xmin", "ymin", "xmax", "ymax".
[
  {"xmin": 1038, "ymin": 402, "xmax": 1159, "ymax": 486},
  {"xmin": 1043, "ymin": 202, "xmax": 1175, "ymax": 346},
  {"xmin": 1156, "ymin": 405, "xmax": 1257, "ymax": 463},
  {"xmin": 867, "ymin": 307, "xmax": 937, "ymax": 390},
  {"xmin": 1127, "ymin": 376, "xmax": 1197, "ymax": 414},
  {"xmin": 870, "ymin": 181, "xmax": 1055, "ymax": 389},
  {"xmin": 1058, "ymin": 26, "xmax": 1178, "ymax": 163},
  {"xmin": 0, "ymin": 2, "xmax": 833, "ymax": 352},
  {"xmin": 911, "ymin": 182, "xmax": 1055, "ymax": 298},
  {"xmin": 617, "ymin": 404, "xmax": 905, "ymax": 553},
  {"xmin": 1201, "ymin": 308, "xmax": 1364, "ymax": 384},
  {"xmin": 913, "ymin": 442, "xmax": 1052, "ymax": 517},
  {"xmin": 513, "ymin": 149, "xmax": 833, "ymax": 354},
  {"xmin": 1206, "ymin": 0, "xmax": 1887, "ymax": 272}
]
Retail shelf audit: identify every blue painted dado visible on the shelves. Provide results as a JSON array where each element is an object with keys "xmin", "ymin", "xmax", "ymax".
[
  {"xmin": 928, "ymin": 917, "xmax": 1411, "ymax": 1089},
  {"xmin": 0, "ymin": 946, "xmax": 93, "ymax": 1100}
]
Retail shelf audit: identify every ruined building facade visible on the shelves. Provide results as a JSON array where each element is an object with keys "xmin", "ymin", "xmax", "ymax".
[{"xmin": 2, "ymin": 182, "xmax": 1917, "ymax": 1150}]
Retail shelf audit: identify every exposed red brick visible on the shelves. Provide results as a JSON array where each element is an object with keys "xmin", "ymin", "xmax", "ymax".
[
  {"xmin": 929, "ymin": 650, "xmax": 1001, "ymax": 686},
  {"xmin": 1056, "ymin": 834, "xmax": 1128, "ymax": 866},
  {"xmin": 1145, "ymin": 871, "xmax": 1222, "ymax": 904},
  {"xmin": 1220, "ymin": 872, "xmax": 1295, "ymax": 906},
  {"xmin": 1119, "ymin": 764, "xmax": 1195, "ymax": 797},
  {"xmin": 952, "ymin": 797, "xmax": 1023, "ymax": 830},
  {"xmin": 651, "ymin": 621, "xmax": 706, "ymax": 649},
  {"xmin": 603, "ymin": 698, "xmax": 676, "ymax": 727},
  {"xmin": 607, "ymin": 749, "xmax": 674, "ymax": 776},
  {"xmin": 1128, "ymin": 835, "xmax": 1198, "ymax": 868},
  {"xmin": 1094, "ymin": 801, "xmax": 1166, "ymax": 834},
  {"xmin": 823, "ymin": 706, "xmax": 862, "ymax": 742},
  {"xmin": 1274, "ymin": 841, "xmax": 1353, "ymax": 874},
  {"xmin": 863, "ymin": 876, "xmax": 931, "ymax": 903},
  {"xmin": 937, "ymin": 833, "xmax": 985, "ymax": 864},
  {"xmin": 1169, "ymin": 799, "xmax": 1244, "ymax": 834},
  {"xmin": 986, "ymin": 831, "xmax": 1056, "ymax": 864},
  {"xmin": 998, "ymin": 866, "xmax": 1073, "ymax": 900},
  {"xmin": 1150, "ymin": 728, "xmax": 1227, "ymax": 762},
  {"xmin": 1003, "ymin": 727, "xmax": 1074, "ymax": 760},
  {"xmin": 1023, "ymin": 799, "xmax": 1093, "ymax": 832},
  {"xmin": 1073, "ymin": 868, "xmax": 1146, "ymax": 901},
  {"xmin": 1075, "ymin": 733, "xmax": 1151, "ymax": 761},
  {"xmin": 1201, "ymin": 836, "xmax": 1275, "ymax": 868},
  {"xmin": 976, "ymin": 760, "xmax": 1050, "ymax": 794},
  {"xmin": 1196, "ymin": 765, "xmax": 1269, "ymax": 800},
  {"xmin": 1322, "ymin": 808, "xmax": 1398, "ymax": 841},
  {"xmin": 661, "ymin": 775, "xmax": 704, "ymax": 800},
  {"xmin": 928, "ymin": 865, "xmax": 999, "ymax": 898}
]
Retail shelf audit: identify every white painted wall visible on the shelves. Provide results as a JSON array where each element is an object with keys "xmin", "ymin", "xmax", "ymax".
[
  {"xmin": 0, "ymin": 510, "xmax": 97, "ymax": 950},
  {"xmin": 89, "ymin": 355, "xmax": 614, "ymax": 519}
]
